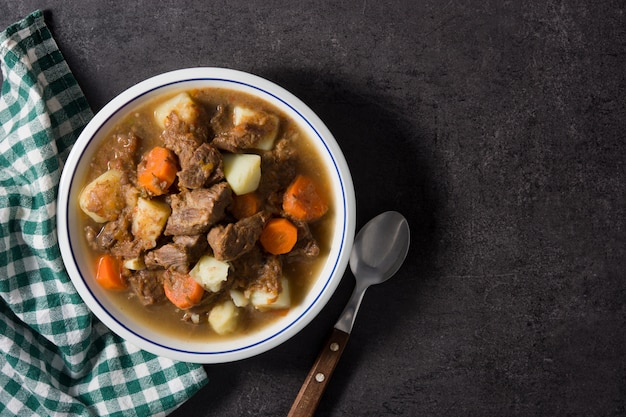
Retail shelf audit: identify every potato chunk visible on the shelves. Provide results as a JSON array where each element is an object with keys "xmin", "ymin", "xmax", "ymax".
[
  {"xmin": 154, "ymin": 92, "xmax": 200, "ymax": 129},
  {"xmin": 123, "ymin": 257, "xmax": 145, "ymax": 271},
  {"xmin": 189, "ymin": 254, "xmax": 230, "ymax": 293},
  {"xmin": 232, "ymin": 106, "xmax": 280, "ymax": 150},
  {"xmin": 222, "ymin": 153, "xmax": 261, "ymax": 196},
  {"xmin": 229, "ymin": 289, "xmax": 249, "ymax": 307},
  {"xmin": 208, "ymin": 300, "xmax": 239, "ymax": 335},
  {"xmin": 250, "ymin": 277, "xmax": 291, "ymax": 311},
  {"xmin": 79, "ymin": 169, "xmax": 125, "ymax": 223},
  {"xmin": 131, "ymin": 197, "xmax": 171, "ymax": 248}
]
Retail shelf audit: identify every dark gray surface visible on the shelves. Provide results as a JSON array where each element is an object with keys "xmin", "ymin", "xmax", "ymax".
[{"xmin": 2, "ymin": 1, "xmax": 624, "ymax": 416}]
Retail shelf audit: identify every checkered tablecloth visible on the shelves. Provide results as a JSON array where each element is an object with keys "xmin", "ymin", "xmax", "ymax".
[{"xmin": 0, "ymin": 10, "xmax": 207, "ymax": 416}]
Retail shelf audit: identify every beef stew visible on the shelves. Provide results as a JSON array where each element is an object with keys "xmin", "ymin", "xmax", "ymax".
[{"xmin": 79, "ymin": 88, "xmax": 334, "ymax": 340}]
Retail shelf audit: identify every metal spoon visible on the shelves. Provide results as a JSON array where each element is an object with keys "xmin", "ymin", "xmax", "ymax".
[{"xmin": 287, "ymin": 211, "xmax": 410, "ymax": 417}]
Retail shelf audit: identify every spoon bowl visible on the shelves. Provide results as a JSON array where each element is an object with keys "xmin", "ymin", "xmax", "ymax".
[{"xmin": 349, "ymin": 210, "xmax": 411, "ymax": 285}]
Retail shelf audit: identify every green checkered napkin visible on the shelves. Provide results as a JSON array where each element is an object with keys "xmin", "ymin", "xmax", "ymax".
[{"xmin": 0, "ymin": 10, "xmax": 207, "ymax": 416}]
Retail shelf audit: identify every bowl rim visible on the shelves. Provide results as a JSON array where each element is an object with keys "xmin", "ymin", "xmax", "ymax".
[{"xmin": 57, "ymin": 67, "xmax": 356, "ymax": 363}]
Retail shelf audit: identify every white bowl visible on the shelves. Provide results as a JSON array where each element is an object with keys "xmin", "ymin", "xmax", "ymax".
[{"xmin": 57, "ymin": 67, "xmax": 355, "ymax": 363}]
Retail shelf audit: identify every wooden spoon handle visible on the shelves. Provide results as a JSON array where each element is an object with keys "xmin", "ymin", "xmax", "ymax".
[{"xmin": 287, "ymin": 328, "xmax": 350, "ymax": 417}]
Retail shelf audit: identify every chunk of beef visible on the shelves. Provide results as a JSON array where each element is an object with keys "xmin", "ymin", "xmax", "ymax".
[
  {"xmin": 162, "ymin": 111, "xmax": 210, "ymax": 169},
  {"xmin": 229, "ymin": 246, "xmax": 265, "ymax": 286},
  {"xmin": 110, "ymin": 239, "xmax": 145, "ymax": 260},
  {"xmin": 244, "ymin": 255, "xmax": 282, "ymax": 301},
  {"xmin": 212, "ymin": 126, "xmax": 264, "ymax": 153},
  {"xmin": 284, "ymin": 221, "xmax": 320, "ymax": 262},
  {"xmin": 127, "ymin": 269, "xmax": 166, "ymax": 305},
  {"xmin": 86, "ymin": 206, "xmax": 149, "ymax": 260},
  {"xmin": 145, "ymin": 244, "xmax": 187, "ymax": 273},
  {"xmin": 145, "ymin": 234, "xmax": 208, "ymax": 273},
  {"xmin": 209, "ymin": 104, "xmax": 229, "ymax": 134},
  {"xmin": 165, "ymin": 182, "xmax": 232, "ymax": 236},
  {"xmin": 173, "ymin": 234, "xmax": 209, "ymax": 255},
  {"xmin": 91, "ymin": 208, "xmax": 133, "ymax": 250},
  {"xmin": 209, "ymin": 103, "xmax": 256, "ymax": 152},
  {"xmin": 207, "ymin": 211, "xmax": 271, "ymax": 261},
  {"xmin": 212, "ymin": 108, "xmax": 279, "ymax": 152},
  {"xmin": 85, "ymin": 209, "xmax": 144, "ymax": 260},
  {"xmin": 258, "ymin": 136, "xmax": 298, "ymax": 204},
  {"xmin": 177, "ymin": 143, "xmax": 224, "ymax": 189}
]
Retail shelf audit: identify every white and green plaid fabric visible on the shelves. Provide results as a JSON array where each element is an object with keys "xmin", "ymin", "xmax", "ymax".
[{"xmin": 0, "ymin": 10, "xmax": 207, "ymax": 416}]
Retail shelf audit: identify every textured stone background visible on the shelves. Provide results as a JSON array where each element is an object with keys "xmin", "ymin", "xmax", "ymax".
[{"xmin": 1, "ymin": 1, "xmax": 624, "ymax": 416}]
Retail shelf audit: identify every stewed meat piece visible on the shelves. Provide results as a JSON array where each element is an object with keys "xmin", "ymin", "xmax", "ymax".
[
  {"xmin": 177, "ymin": 143, "xmax": 224, "ymax": 189},
  {"xmin": 207, "ymin": 211, "xmax": 271, "ymax": 261},
  {"xmin": 258, "ymin": 137, "xmax": 298, "ymax": 203},
  {"xmin": 85, "ymin": 207, "xmax": 144, "ymax": 259},
  {"xmin": 229, "ymin": 246, "xmax": 265, "ymax": 286},
  {"xmin": 165, "ymin": 182, "xmax": 232, "ymax": 236},
  {"xmin": 212, "ymin": 127, "xmax": 264, "ymax": 152},
  {"xmin": 145, "ymin": 234, "xmax": 208, "ymax": 273},
  {"xmin": 284, "ymin": 221, "xmax": 321, "ymax": 262},
  {"xmin": 244, "ymin": 255, "xmax": 283, "ymax": 302},
  {"xmin": 229, "ymin": 248, "xmax": 282, "ymax": 304},
  {"xmin": 162, "ymin": 111, "xmax": 210, "ymax": 169},
  {"xmin": 127, "ymin": 269, "xmax": 166, "ymax": 306},
  {"xmin": 211, "ymin": 107, "xmax": 279, "ymax": 152}
]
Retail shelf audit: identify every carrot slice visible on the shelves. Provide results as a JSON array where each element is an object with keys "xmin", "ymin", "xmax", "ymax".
[
  {"xmin": 95, "ymin": 254, "xmax": 127, "ymax": 290},
  {"xmin": 260, "ymin": 217, "xmax": 298, "ymax": 255},
  {"xmin": 164, "ymin": 272, "xmax": 205, "ymax": 310},
  {"xmin": 137, "ymin": 146, "xmax": 179, "ymax": 195},
  {"xmin": 230, "ymin": 192, "xmax": 261, "ymax": 219},
  {"xmin": 282, "ymin": 175, "xmax": 329, "ymax": 222}
]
